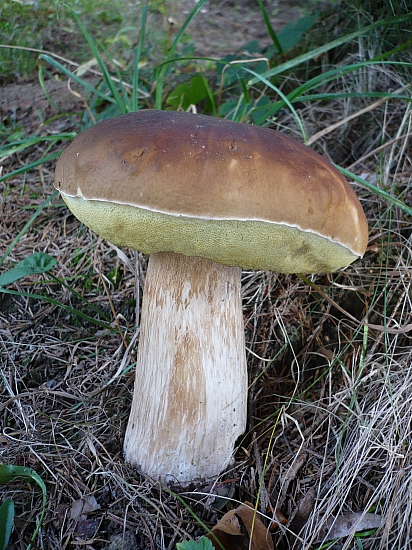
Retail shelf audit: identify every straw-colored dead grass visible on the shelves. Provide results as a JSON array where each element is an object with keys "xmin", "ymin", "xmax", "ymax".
[{"xmin": 1, "ymin": 64, "xmax": 411, "ymax": 549}]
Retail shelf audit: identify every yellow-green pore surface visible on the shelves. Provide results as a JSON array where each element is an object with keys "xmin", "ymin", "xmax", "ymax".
[
  {"xmin": 62, "ymin": 195, "xmax": 357, "ymax": 273},
  {"xmin": 55, "ymin": 110, "xmax": 368, "ymax": 273}
]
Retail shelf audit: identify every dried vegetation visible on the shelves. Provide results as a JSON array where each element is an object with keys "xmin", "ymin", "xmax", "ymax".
[{"xmin": 1, "ymin": 2, "xmax": 412, "ymax": 549}]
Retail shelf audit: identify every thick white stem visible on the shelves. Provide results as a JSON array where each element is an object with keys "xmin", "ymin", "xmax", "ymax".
[{"xmin": 123, "ymin": 252, "xmax": 247, "ymax": 484}]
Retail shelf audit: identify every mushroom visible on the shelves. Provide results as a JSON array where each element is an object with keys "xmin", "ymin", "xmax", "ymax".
[{"xmin": 54, "ymin": 110, "xmax": 368, "ymax": 484}]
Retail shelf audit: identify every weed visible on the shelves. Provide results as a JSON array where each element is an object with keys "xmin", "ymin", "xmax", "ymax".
[{"xmin": 0, "ymin": 465, "xmax": 47, "ymax": 550}]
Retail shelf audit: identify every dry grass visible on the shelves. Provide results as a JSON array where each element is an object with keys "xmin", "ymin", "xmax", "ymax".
[{"xmin": 1, "ymin": 56, "xmax": 412, "ymax": 550}]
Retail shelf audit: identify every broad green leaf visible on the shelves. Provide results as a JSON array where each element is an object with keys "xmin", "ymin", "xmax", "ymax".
[
  {"xmin": 166, "ymin": 76, "xmax": 209, "ymax": 110},
  {"xmin": 0, "ymin": 465, "xmax": 46, "ymax": 495},
  {"xmin": 177, "ymin": 537, "xmax": 214, "ymax": 550},
  {"xmin": 0, "ymin": 498, "xmax": 14, "ymax": 550},
  {"xmin": 276, "ymin": 13, "xmax": 319, "ymax": 53},
  {"xmin": 0, "ymin": 465, "xmax": 47, "ymax": 550},
  {"xmin": 0, "ymin": 252, "xmax": 57, "ymax": 287},
  {"xmin": 155, "ymin": 0, "xmax": 209, "ymax": 109}
]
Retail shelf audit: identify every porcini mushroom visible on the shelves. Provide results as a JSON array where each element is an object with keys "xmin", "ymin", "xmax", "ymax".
[{"xmin": 54, "ymin": 110, "xmax": 368, "ymax": 484}]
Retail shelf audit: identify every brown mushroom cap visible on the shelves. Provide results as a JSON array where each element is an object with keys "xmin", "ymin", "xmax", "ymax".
[{"xmin": 55, "ymin": 110, "xmax": 368, "ymax": 273}]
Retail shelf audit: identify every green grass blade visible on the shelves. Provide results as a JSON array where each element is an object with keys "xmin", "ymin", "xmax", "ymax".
[
  {"xmin": 277, "ymin": 61, "xmax": 412, "ymax": 107},
  {"xmin": 242, "ymin": 66, "xmax": 307, "ymax": 140},
  {"xmin": 165, "ymin": 487, "xmax": 225, "ymax": 550},
  {"xmin": 296, "ymin": 92, "xmax": 412, "ymax": 102},
  {"xmin": 200, "ymin": 70, "xmax": 217, "ymax": 116},
  {"xmin": 49, "ymin": 273, "xmax": 112, "ymax": 322},
  {"xmin": 0, "ymin": 498, "xmax": 14, "ymax": 550},
  {"xmin": 39, "ymin": 54, "xmax": 117, "ymax": 105},
  {"xmin": 132, "ymin": 6, "xmax": 148, "ymax": 112},
  {"xmin": 0, "ymin": 134, "xmax": 75, "ymax": 157},
  {"xmin": 256, "ymin": 0, "xmax": 283, "ymax": 54},
  {"xmin": 0, "ymin": 287, "xmax": 114, "ymax": 330},
  {"xmin": 0, "ymin": 465, "xmax": 47, "ymax": 550},
  {"xmin": 68, "ymin": 8, "xmax": 127, "ymax": 113},
  {"xmin": 239, "ymin": 76, "xmax": 250, "ymax": 105},
  {"xmin": 0, "ymin": 191, "xmax": 58, "ymax": 268},
  {"xmin": 110, "ymin": 57, "xmax": 131, "ymax": 112},
  {"xmin": 0, "ymin": 464, "xmax": 45, "ymax": 494},
  {"xmin": 337, "ymin": 166, "xmax": 412, "ymax": 217},
  {"xmin": 371, "ymin": 36, "xmax": 412, "ymax": 62},
  {"xmin": 249, "ymin": 60, "xmax": 411, "ymax": 125},
  {"xmin": 248, "ymin": 13, "xmax": 412, "ymax": 85},
  {"xmin": 38, "ymin": 59, "xmax": 58, "ymax": 110},
  {"xmin": 0, "ymin": 150, "xmax": 61, "ymax": 185},
  {"xmin": 155, "ymin": 0, "xmax": 210, "ymax": 109}
]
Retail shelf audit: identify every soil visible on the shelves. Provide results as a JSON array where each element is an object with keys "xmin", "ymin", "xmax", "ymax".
[{"xmin": 0, "ymin": 0, "xmax": 313, "ymax": 127}]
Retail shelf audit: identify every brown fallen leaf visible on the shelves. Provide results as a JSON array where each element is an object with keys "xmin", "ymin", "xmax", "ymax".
[
  {"xmin": 316, "ymin": 513, "xmax": 382, "ymax": 542},
  {"xmin": 70, "ymin": 494, "xmax": 101, "ymax": 521},
  {"xmin": 290, "ymin": 486, "xmax": 316, "ymax": 534},
  {"xmin": 206, "ymin": 502, "xmax": 274, "ymax": 550},
  {"xmin": 74, "ymin": 518, "xmax": 100, "ymax": 539}
]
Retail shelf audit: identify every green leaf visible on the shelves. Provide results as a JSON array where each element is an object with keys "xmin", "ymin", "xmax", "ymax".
[
  {"xmin": 256, "ymin": 0, "xmax": 283, "ymax": 54},
  {"xmin": 68, "ymin": 9, "xmax": 127, "ymax": 113},
  {"xmin": 276, "ymin": 13, "xmax": 319, "ymax": 53},
  {"xmin": 177, "ymin": 537, "xmax": 214, "ymax": 550},
  {"xmin": 0, "ymin": 133, "xmax": 75, "ymax": 157},
  {"xmin": 337, "ymin": 166, "xmax": 412, "ymax": 217},
  {"xmin": 155, "ymin": 0, "xmax": 209, "ymax": 109},
  {"xmin": 132, "ymin": 5, "xmax": 148, "ymax": 112},
  {"xmin": 0, "ymin": 252, "xmax": 57, "ymax": 287},
  {"xmin": 0, "ymin": 152, "xmax": 62, "ymax": 186},
  {"xmin": 39, "ymin": 54, "xmax": 117, "ymax": 106},
  {"xmin": 0, "ymin": 498, "xmax": 14, "ymax": 550},
  {"xmin": 166, "ymin": 75, "xmax": 210, "ymax": 110},
  {"xmin": 0, "ymin": 465, "xmax": 45, "ymax": 494},
  {"xmin": 0, "ymin": 465, "xmax": 47, "ymax": 550}
]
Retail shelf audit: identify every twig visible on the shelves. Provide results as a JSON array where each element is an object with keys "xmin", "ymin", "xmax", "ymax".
[{"xmin": 307, "ymin": 84, "xmax": 411, "ymax": 145}]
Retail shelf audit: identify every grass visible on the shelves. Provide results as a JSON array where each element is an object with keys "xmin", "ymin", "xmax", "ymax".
[
  {"xmin": 0, "ymin": 0, "xmax": 137, "ymax": 82},
  {"xmin": 0, "ymin": 464, "xmax": 47, "ymax": 550},
  {"xmin": 1, "ymin": 0, "xmax": 412, "ymax": 548}
]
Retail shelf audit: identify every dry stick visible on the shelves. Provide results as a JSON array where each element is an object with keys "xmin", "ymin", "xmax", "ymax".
[
  {"xmin": 385, "ymin": 103, "xmax": 412, "ymax": 183},
  {"xmin": 0, "ymin": 44, "xmax": 150, "ymax": 96},
  {"xmin": 99, "ymin": 270, "xmax": 133, "ymax": 355},
  {"xmin": 85, "ymin": 330, "xmax": 139, "ymax": 398},
  {"xmin": 347, "ymin": 131, "xmax": 412, "ymax": 170},
  {"xmin": 0, "ymin": 389, "xmax": 80, "ymax": 414},
  {"xmin": 301, "ymin": 276, "xmax": 412, "ymax": 334},
  {"xmin": 306, "ymin": 84, "xmax": 411, "ymax": 146},
  {"xmin": 67, "ymin": 80, "xmax": 96, "ymax": 125}
]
